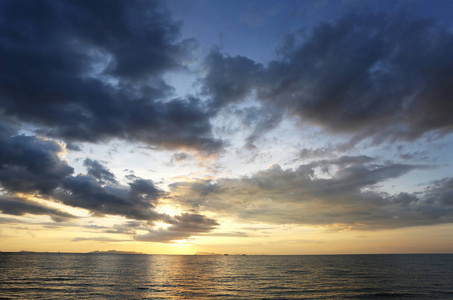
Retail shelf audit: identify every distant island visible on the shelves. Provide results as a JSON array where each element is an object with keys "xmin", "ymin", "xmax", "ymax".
[
  {"xmin": 89, "ymin": 250, "xmax": 145, "ymax": 255},
  {"xmin": 194, "ymin": 252, "xmax": 222, "ymax": 255},
  {"xmin": 194, "ymin": 252, "xmax": 247, "ymax": 256}
]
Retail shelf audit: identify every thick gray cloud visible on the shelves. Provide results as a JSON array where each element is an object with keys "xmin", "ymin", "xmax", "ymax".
[
  {"xmin": 0, "ymin": 128, "xmax": 74, "ymax": 195},
  {"xmin": 55, "ymin": 172, "xmax": 162, "ymax": 221},
  {"xmin": 0, "ymin": 132, "xmax": 164, "ymax": 222},
  {"xmin": 202, "ymin": 10, "xmax": 453, "ymax": 144},
  {"xmin": 0, "ymin": 127, "xmax": 220, "ymax": 239},
  {"xmin": 202, "ymin": 51, "xmax": 281, "ymax": 148},
  {"xmin": 0, "ymin": 0, "xmax": 223, "ymax": 241},
  {"xmin": 0, "ymin": 0, "xmax": 221, "ymax": 153},
  {"xmin": 1, "ymin": 1, "xmax": 451, "ymax": 243},
  {"xmin": 0, "ymin": 122, "xmax": 162, "ymax": 223},
  {"xmin": 0, "ymin": 123, "xmax": 161, "ymax": 221},
  {"xmin": 203, "ymin": 49, "xmax": 263, "ymax": 110},
  {"xmin": 84, "ymin": 159, "xmax": 117, "ymax": 184},
  {"xmin": 425, "ymin": 178, "xmax": 453, "ymax": 206},
  {"xmin": 79, "ymin": 215, "xmax": 220, "ymax": 243},
  {"xmin": 0, "ymin": 127, "xmax": 220, "ymax": 240},
  {"xmin": 134, "ymin": 213, "xmax": 219, "ymax": 242},
  {"xmin": 259, "ymin": 12, "xmax": 453, "ymax": 141},
  {"xmin": 168, "ymin": 156, "xmax": 453, "ymax": 230},
  {"xmin": 0, "ymin": 195, "xmax": 76, "ymax": 222}
]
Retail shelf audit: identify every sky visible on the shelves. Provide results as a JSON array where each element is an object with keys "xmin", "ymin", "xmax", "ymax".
[{"xmin": 1, "ymin": 0, "xmax": 453, "ymax": 255}]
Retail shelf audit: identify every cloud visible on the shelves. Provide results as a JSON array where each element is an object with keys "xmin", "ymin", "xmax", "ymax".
[
  {"xmin": 171, "ymin": 152, "xmax": 192, "ymax": 162},
  {"xmin": 239, "ymin": 105, "xmax": 283, "ymax": 149},
  {"xmin": 0, "ymin": 0, "xmax": 221, "ymax": 153},
  {"xmin": 0, "ymin": 195, "xmax": 76, "ymax": 222},
  {"xmin": 167, "ymin": 156, "xmax": 453, "ymax": 230},
  {"xmin": 0, "ymin": 126, "xmax": 160, "ymax": 222},
  {"xmin": 203, "ymin": 49, "xmax": 263, "ymax": 110},
  {"xmin": 258, "ymin": 11, "xmax": 453, "ymax": 141},
  {"xmin": 55, "ymin": 174, "xmax": 163, "ymax": 221},
  {"xmin": 201, "ymin": 10, "xmax": 453, "ymax": 145},
  {"xmin": 0, "ymin": 127, "xmax": 164, "ymax": 222},
  {"xmin": 202, "ymin": 231, "xmax": 249, "ymax": 237},
  {"xmin": 0, "ymin": 216, "xmax": 19, "ymax": 224},
  {"xmin": 425, "ymin": 178, "xmax": 453, "ymax": 206},
  {"xmin": 298, "ymin": 147, "xmax": 337, "ymax": 160},
  {"xmin": 0, "ymin": 128, "xmax": 220, "ymax": 239},
  {"xmin": 83, "ymin": 159, "xmax": 117, "ymax": 184},
  {"xmin": 0, "ymin": 128, "xmax": 74, "ymax": 195},
  {"xmin": 92, "ymin": 215, "xmax": 221, "ymax": 243},
  {"xmin": 1, "ymin": 1, "xmax": 451, "ymax": 244},
  {"xmin": 134, "ymin": 213, "xmax": 219, "ymax": 242},
  {"xmin": 72, "ymin": 237, "xmax": 130, "ymax": 242},
  {"xmin": 103, "ymin": 221, "xmax": 143, "ymax": 235},
  {"xmin": 202, "ymin": 50, "xmax": 283, "ymax": 148}
]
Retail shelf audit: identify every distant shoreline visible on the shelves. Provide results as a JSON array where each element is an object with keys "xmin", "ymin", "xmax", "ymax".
[{"xmin": 1, "ymin": 251, "xmax": 452, "ymax": 256}]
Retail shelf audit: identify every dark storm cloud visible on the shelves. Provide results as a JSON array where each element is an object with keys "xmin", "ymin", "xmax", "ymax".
[
  {"xmin": 134, "ymin": 213, "xmax": 219, "ymax": 242},
  {"xmin": 0, "ymin": 0, "xmax": 221, "ymax": 153},
  {"xmin": 202, "ymin": 10, "xmax": 453, "ymax": 144},
  {"xmin": 0, "ymin": 128, "xmax": 74, "ymax": 194},
  {"xmin": 0, "ymin": 195, "xmax": 76, "ymax": 222},
  {"xmin": 168, "ymin": 156, "xmax": 453, "ymax": 230}
]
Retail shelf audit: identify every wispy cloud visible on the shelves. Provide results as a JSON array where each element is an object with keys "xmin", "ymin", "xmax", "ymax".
[
  {"xmin": 72, "ymin": 237, "xmax": 131, "ymax": 242},
  {"xmin": 168, "ymin": 156, "xmax": 453, "ymax": 230},
  {"xmin": 134, "ymin": 213, "xmax": 219, "ymax": 243},
  {"xmin": 0, "ymin": 195, "xmax": 76, "ymax": 222}
]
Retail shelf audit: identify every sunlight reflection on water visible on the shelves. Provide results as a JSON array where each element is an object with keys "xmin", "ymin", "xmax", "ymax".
[{"xmin": 1, "ymin": 253, "xmax": 453, "ymax": 299}]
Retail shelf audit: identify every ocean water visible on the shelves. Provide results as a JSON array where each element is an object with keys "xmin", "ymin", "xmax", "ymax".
[{"xmin": 0, "ymin": 253, "xmax": 452, "ymax": 299}]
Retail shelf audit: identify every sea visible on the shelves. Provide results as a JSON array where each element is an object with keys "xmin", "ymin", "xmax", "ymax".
[{"xmin": 0, "ymin": 253, "xmax": 452, "ymax": 299}]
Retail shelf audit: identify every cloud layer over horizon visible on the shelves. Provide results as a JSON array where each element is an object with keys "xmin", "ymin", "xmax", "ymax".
[{"xmin": 0, "ymin": 0, "xmax": 452, "ymax": 247}]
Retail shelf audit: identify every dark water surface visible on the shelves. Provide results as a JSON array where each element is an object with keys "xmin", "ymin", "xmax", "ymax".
[{"xmin": 0, "ymin": 253, "xmax": 452, "ymax": 299}]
